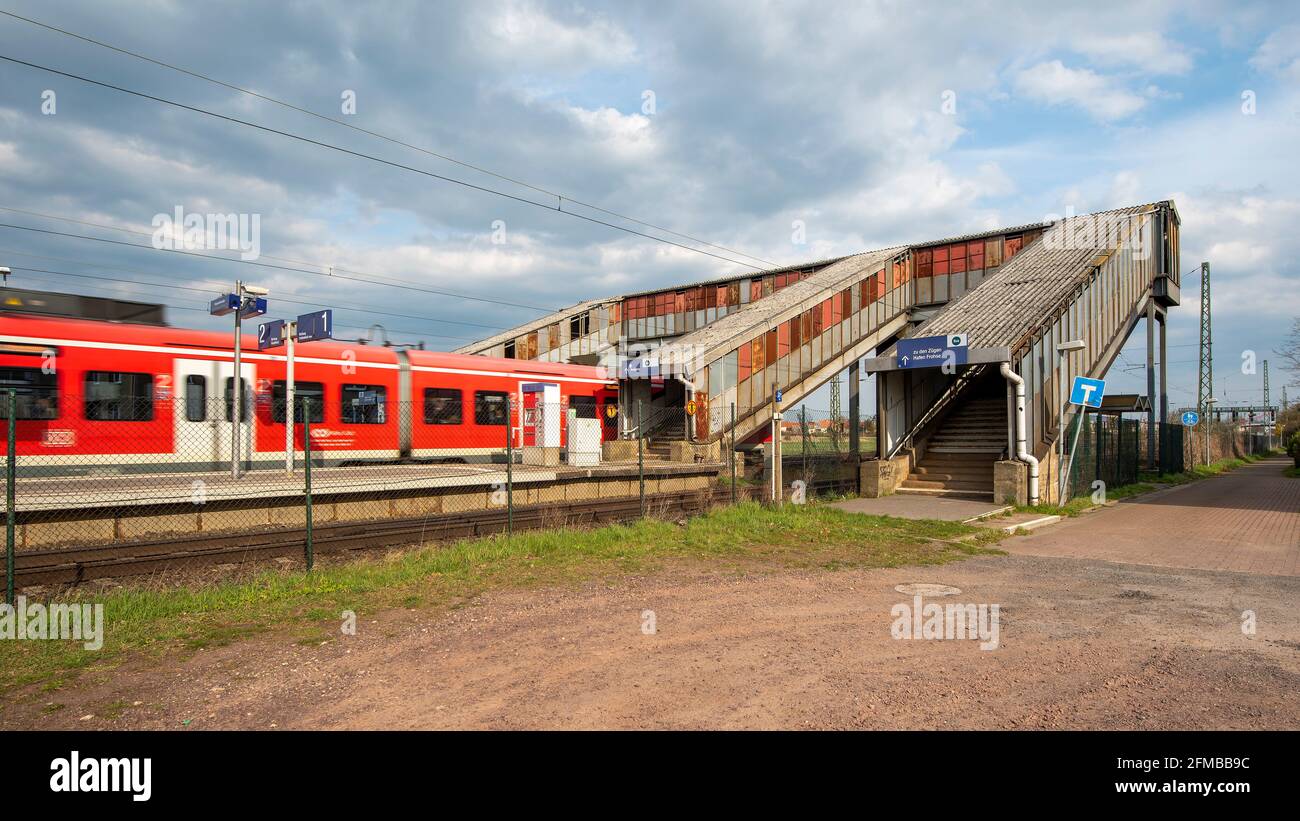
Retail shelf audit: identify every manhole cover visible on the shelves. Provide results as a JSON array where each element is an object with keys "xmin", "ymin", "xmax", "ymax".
[{"xmin": 894, "ymin": 583, "xmax": 961, "ymax": 596}]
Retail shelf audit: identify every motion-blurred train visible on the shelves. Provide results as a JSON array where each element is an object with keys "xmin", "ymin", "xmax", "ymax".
[{"xmin": 0, "ymin": 310, "xmax": 618, "ymax": 473}]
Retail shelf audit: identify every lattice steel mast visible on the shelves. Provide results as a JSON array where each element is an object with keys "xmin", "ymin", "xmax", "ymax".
[{"xmin": 1197, "ymin": 261, "xmax": 1212, "ymax": 414}]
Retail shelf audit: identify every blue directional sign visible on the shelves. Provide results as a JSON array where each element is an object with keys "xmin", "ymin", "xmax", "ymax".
[
  {"xmin": 775, "ymin": 389, "xmax": 783, "ymax": 403},
  {"xmin": 209, "ymin": 293, "xmax": 239, "ymax": 316},
  {"xmin": 239, "ymin": 296, "xmax": 268, "ymax": 318},
  {"xmin": 1181, "ymin": 410, "xmax": 1199, "ymax": 426},
  {"xmin": 897, "ymin": 334, "xmax": 969, "ymax": 369},
  {"xmin": 258, "ymin": 319, "xmax": 287, "ymax": 350},
  {"xmin": 296, "ymin": 309, "xmax": 333, "ymax": 343},
  {"xmin": 1069, "ymin": 376, "xmax": 1106, "ymax": 408}
]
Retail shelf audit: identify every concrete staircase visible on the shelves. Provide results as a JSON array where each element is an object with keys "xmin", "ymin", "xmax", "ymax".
[{"xmin": 896, "ymin": 398, "xmax": 1005, "ymax": 500}]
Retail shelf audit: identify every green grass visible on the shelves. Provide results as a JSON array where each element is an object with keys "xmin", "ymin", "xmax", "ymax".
[
  {"xmin": 0, "ymin": 502, "xmax": 1002, "ymax": 699},
  {"xmin": 1284, "ymin": 466, "xmax": 1300, "ymax": 479}
]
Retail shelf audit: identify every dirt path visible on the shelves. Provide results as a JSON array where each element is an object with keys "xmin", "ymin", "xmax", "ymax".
[{"xmin": 6, "ymin": 550, "xmax": 1297, "ymax": 730}]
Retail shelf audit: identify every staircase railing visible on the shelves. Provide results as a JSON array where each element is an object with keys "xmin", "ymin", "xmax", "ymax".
[{"xmin": 884, "ymin": 364, "xmax": 989, "ymax": 460}]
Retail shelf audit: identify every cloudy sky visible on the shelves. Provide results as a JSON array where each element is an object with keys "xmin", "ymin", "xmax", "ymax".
[{"xmin": 1, "ymin": 0, "xmax": 1298, "ymax": 413}]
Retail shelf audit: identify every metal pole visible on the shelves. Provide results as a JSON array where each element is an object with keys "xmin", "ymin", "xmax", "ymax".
[
  {"xmin": 285, "ymin": 320, "xmax": 296, "ymax": 475},
  {"xmin": 6, "ymin": 390, "xmax": 15, "ymax": 605},
  {"xmin": 729, "ymin": 402, "xmax": 737, "ymax": 505},
  {"xmin": 1062, "ymin": 405, "xmax": 1086, "ymax": 502},
  {"xmin": 1057, "ymin": 350, "xmax": 1065, "ymax": 502},
  {"xmin": 303, "ymin": 396, "xmax": 313, "ymax": 571},
  {"xmin": 771, "ymin": 383, "xmax": 782, "ymax": 504},
  {"xmin": 637, "ymin": 400, "xmax": 645, "ymax": 517},
  {"xmin": 232, "ymin": 280, "xmax": 243, "ymax": 479},
  {"xmin": 505, "ymin": 400, "xmax": 513, "ymax": 538},
  {"xmin": 801, "ymin": 405, "xmax": 808, "ymax": 486}
]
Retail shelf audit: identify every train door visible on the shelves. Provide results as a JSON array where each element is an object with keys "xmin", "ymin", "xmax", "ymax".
[
  {"xmin": 174, "ymin": 358, "xmax": 254, "ymax": 470},
  {"xmin": 520, "ymin": 382, "xmax": 560, "ymax": 447}
]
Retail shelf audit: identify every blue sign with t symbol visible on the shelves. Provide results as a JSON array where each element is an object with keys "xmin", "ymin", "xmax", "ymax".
[{"xmin": 1069, "ymin": 376, "xmax": 1106, "ymax": 409}]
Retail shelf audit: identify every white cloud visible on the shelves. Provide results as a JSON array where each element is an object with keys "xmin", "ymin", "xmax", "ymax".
[
  {"xmin": 1249, "ymin": 24, "xmax": 1300, "ymax": 80},
  {"xmin": 1014, "ymin": 60, "xmax": 1147, "ymax": 121},
  {"xmin": 1071, "ymin": 32, "xmax": 1194, "ymax": 75},
  {"xmin": 477, "ymin": 0, "xmax": 636, "ymax": 70}
]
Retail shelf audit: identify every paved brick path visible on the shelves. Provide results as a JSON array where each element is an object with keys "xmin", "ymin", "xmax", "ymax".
[{"xmin": 1002, "ymin": 458, "xmax": 1300, "ymax": 576}]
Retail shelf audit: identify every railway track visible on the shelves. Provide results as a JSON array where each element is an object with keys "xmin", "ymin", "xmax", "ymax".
[{"xmin": 10, "ymin": 486, "xmax": 766, "ymax": 587}]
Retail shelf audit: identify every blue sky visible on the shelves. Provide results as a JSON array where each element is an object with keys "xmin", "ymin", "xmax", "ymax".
[{"xmin": 0, "ymin": 0, "xmax": 1297, "ymax": 414}]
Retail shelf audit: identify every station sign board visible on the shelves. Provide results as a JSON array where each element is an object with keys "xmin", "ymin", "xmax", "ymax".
[
  {"xmin": 897, "ymin": 334, "xmax": 969, "ymax": 369},
  {"xmin": 258, "ymin": 319, "xmax": 287, "ymax": 350},
  {"xmin": 296, "ymin": 310, "xmax": 333, "ymax": 343},
  {"xmin": 239, "ymin": 296, "xmax": 268, "ymax": 318},
  {"xmin": 209, "ymin": 293, "xmax": 240, "ymax": 316}
]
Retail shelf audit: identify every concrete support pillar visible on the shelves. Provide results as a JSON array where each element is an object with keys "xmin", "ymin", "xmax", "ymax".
[
  {"xmin": 876, "ymin": 371, "xmax": 886, "ymax": 459},
  {"xmin": 848, "ymin": 360, "xmax": 860, "ymax": 457}
]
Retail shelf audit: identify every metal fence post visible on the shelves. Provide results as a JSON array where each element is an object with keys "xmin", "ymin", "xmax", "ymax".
[
  {"xmin": 637, "ymin": 400, "xmax": 645, "ymax": 517},
  {"xmin": 303, "ymin": 397, "xmax": 313, "ymax": 571},
  {"xmin": 729, "ymin": 403, "xmax": 737, "ymax": 505},
  {"xmin": 6, "ymin": 389, "xmax": 15, "ymax": 605},
  {"xmin": 505, "ymin": 405, "xmax": 513, "ymax": 538},
  {"xmin": 801, "ymin": 406, "xmax": 808, "ymax": 487}
]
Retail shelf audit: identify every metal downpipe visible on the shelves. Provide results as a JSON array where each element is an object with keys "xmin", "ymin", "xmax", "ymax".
[{"xmin": 999, "ymin": 361, "xmax": 1040, "ymax": 505}]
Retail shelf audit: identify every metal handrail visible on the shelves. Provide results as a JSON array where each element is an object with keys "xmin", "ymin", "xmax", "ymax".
[{"xmin": 884, "ymin": 364, "xmax": 988, "ymax": 460}]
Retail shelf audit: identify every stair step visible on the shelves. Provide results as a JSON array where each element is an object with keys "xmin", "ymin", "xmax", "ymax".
[
  {"xmin": 894, "ymin": 487, "xmax": 995, "ymax": 500},
  {"xmin": 927, "ymin": 446, "xmax": 1005, "ymax": 454},
  {"xmin": 900, "ymin": 478, "xmax": 992, "ymax": 491}
]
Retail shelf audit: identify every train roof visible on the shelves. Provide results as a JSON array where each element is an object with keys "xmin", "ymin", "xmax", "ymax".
[
  {"xmin": 0, "ymin": 313, "xmax": 615, "ymax": 380},
  {"xmin": 0, "ymin": 312, "xmax": 398, "ymax": 365}
]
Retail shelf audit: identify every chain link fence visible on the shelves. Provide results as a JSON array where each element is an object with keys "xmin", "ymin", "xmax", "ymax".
[{"xmin": 1, "ymin": 391, "xmax": 774, "ymax": 597}]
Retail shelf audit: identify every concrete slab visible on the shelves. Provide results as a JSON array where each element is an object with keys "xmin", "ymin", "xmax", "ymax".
[{"xmin": 830, "ymin": 495, "xmax": 1008, "ymax": 522}]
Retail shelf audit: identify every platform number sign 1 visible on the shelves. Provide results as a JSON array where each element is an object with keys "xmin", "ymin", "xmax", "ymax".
[{"xmin": 296, "ymin": 310, "xmax": 333, "ymax": 343}]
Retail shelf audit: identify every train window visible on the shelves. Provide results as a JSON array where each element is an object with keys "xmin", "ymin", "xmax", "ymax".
[
  {"xmin": 570, "ymin": 396, "xmax": 597, "ymax": 419},
  {"xmin": 185, "ymin": 375, "xmax": 206, "ymax": 422},
  {"xmin": 271, "ymin": 381, "xmax": 324, "ymax": 423},
  {"xmin": 341, "ymin": 384, "xmax": 387, "ymax": 424},
  {"xmin": 423, "ymin": 388, "xmax": 462, "ymax": 425},
  {"xmin": 474, "ymin": 391, "xmax": 508, "ymax": 425},
  {"xmin": 84, "ymin": 371, "xmax": 153, "ymax": 421},
  {"xmin": 0, "ymin": 367, "xmax": 58, "ymax": 419},
  {"xmin": 223, "ymin": 377, "xmax": 251, "ymax": 423}
]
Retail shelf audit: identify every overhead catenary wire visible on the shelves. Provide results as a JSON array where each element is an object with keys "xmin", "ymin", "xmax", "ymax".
[
  {"xmin": 0, "ymin": 247, "xmax": 508, "ymax": 331},
  {"xmin": 4, "ymin": 271, "xmax": 479, "ymax": 344},
  {"xmin": 0, "ymin": 220, "xmax": 564, "ymax": 313},
  {"xmin": 0, "ymin": 205, "xmax": 559, "ymax": 314},
  {"xmin": 0, "ymin": 8, "xmax": 780, "ymax": 269},
  {"xmin": 0, "ymin": 53, "xmax": 771, "ymax": 274},
  {"xmin": 1, "ymin": 265, "xmax": 485, "ymax": 343}
]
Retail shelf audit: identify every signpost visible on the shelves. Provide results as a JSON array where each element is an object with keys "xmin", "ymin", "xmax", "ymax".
[
  {"xmin": 211, "ymin": 283, "xmax": 269, "ymax": 479},
  {"xmin": 1061, "ymin": 376, "xmax": 1107, "ymax": 501},
  {"xmin": 1181, "ymin": 410, "xmax": 1199, "ymax": 427},
  {"xmin": 896, "ymin": 334, "xmax": 968, "ymax": 369},
  {"xmin": 258, "ymin": 311, "xmax": 333, "ymax": 474}
]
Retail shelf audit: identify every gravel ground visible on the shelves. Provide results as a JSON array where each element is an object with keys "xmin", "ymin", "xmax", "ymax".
[{"xmin": 5, "ymin": 551, "xmax": 1298, "ymax": 730}]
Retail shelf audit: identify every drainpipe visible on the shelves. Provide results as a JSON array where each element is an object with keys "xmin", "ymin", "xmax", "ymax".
[{"xmin": 999, "ymin": 361, "xmax": 1040, "ymax": 505}]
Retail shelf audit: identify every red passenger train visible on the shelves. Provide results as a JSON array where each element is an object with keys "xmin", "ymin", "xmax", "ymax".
[{"xmin": 0, "ymin": 311, "xmax": 617, "ymax": 474}]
